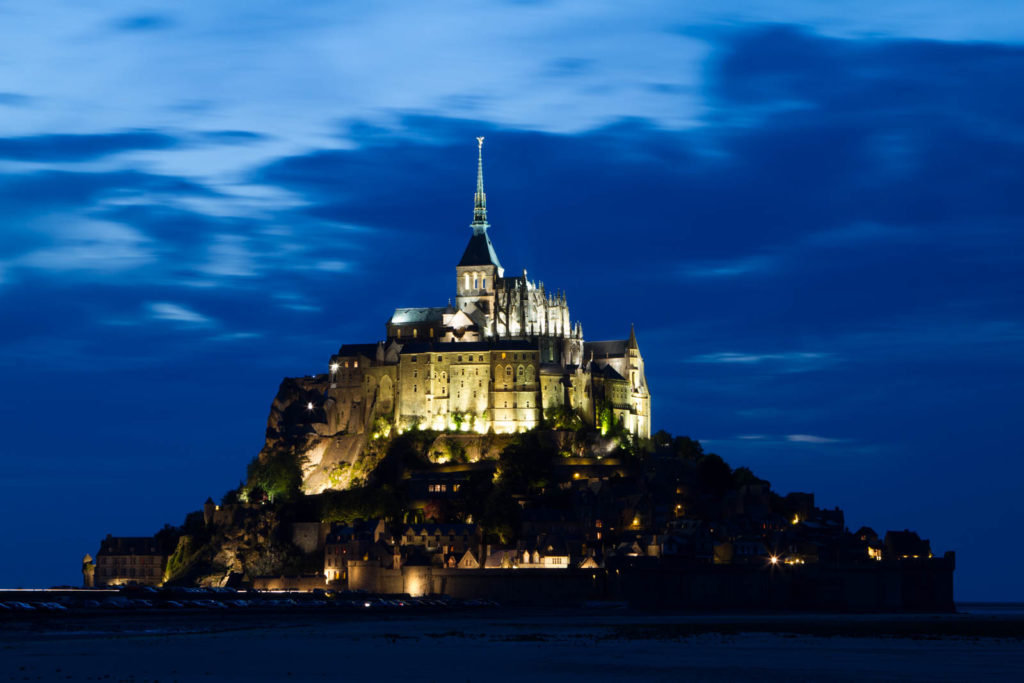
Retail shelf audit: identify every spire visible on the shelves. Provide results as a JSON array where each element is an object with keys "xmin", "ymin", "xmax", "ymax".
[
  {"xmin": 472, "ymin": 136, "xmax": 488, "ymax": 233},
  {"xmin": 627, "ymin": 323, "xmax": 639, "ymax": 350}
]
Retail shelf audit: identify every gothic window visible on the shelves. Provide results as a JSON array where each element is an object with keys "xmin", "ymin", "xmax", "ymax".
[
  {"xmin": 526, "ymin": 365, "xmax": 535, "ymax": 382},
  {"xmin": 504, "ymin": 366, "xmax": 512, "ymax": 378},
  {"xmin": 517, "ymin": 365, "xmax": 524, "ymax": 382},
  {"xmin": 473, "ymin": 276, "xmax": 478, "ymax": 289},
  {"xmin": 482, "ymin": 278, "xmax": 487, "ymax": 289}
]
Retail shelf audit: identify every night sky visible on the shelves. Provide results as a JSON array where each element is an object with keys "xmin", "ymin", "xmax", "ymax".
[{"xmin": 1, "ymin": 2, "xmax": 1022, "ymax": 601}]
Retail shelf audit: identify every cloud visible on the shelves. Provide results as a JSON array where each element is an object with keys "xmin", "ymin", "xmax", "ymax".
[
  {"xmin": 689, "ymin": 352, "xmax": 835, "ymax": 372},
  {"xmin": 147, "ymin": 302, "xmax": 211, "ymax": 325},
  {"xmin": 0, "ymin": 131, "xmax": 177, "ymax": 162},
  {"xmin": 681, "ymin": 254, "xmax": 776, "ymax": 278},
  {"xmin": 786, "ymin": 434, "xmax": 842, "ymax": 444}
]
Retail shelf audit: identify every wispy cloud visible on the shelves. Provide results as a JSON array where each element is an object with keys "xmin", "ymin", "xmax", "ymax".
[
  {"xmin": 147, "ymin": 301, "xmax": 211, "ymax": 325},
  {"xmin": 689, "ymin": 352, "xmax": 835, "ymax": 372},
  {"xmin": 786, "ymin": 434, "xmax": 842, "ymax": 444},
  {"xmin": 680, "ymin": 254, "xmax": 776, "ymax": 279}
]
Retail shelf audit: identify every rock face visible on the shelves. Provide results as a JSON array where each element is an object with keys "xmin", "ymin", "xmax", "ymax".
[{"xmin": 256, "ymin": 376, "xmax": 367, "ymax": 495}]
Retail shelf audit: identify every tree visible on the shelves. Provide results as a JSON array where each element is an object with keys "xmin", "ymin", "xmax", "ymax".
[
  {"xmin": 672, "ymin": 436, "xmax": 704, "ymax": 461},
  {"xmin": 697, "ymin": 453, "xmax": 733, "ymax": 497},
  {"xmin": 246, "ymin": 451, "xmax": 304, "ymax": 502}
]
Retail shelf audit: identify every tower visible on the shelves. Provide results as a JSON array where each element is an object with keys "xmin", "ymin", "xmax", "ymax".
[{"xmin": 455, "ymin": 137, "xmax": 503, "ymax": 325}]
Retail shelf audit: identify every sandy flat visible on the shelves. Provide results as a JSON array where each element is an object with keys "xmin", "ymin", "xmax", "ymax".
[{"xmin": 2, "ymin": 610, "xmax": 1022, "ymax": 682}]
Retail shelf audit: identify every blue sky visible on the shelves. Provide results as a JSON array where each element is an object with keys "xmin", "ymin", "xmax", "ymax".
[{"xmin": 1, "ymin": 1, "xmax": 1022, "ymax": 599}]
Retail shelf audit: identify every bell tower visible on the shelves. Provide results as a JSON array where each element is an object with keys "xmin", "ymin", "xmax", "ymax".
[{"xmin": 456, "ymin": 137, "xmax": 503, "ymax": 323}]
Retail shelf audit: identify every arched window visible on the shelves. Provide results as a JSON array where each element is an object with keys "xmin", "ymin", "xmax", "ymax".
[
  {"xmin": 526, "ymin": 365, "xmax": 535, "ymax": 383},
  {"xmin": 482, "ymin": 277, "xmax": 487, "ymax": 289},
  {"xmin": 516, "ymin": 365, "xmax": 524, "ymax": 382},
  {"xmin": 463, "ymin": 272, "xmax": 470, "ymax": 291},
  {"xmin": 473, "ymin": 275, "xmax": 478, "ymax": 289},
  {"xmin": 504, "ymin": 365, "xmax": 512, "ymax": 378}
]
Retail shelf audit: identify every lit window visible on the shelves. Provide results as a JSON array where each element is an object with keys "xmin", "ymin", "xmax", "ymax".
[
  {"xmin": 413, "ymin": 329, "xmax": 418, "ymax": 338},
  {"xmin": 482, "ymin": 278, "xmax": 487, "ymax": 289}
]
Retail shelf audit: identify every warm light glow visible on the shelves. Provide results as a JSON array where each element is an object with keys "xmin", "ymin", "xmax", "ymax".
[
  {"xmin": 330, "ymin": 363, "xmax": 339, "ymax": 373},
  {"xmin": 769, "ymin": 555, "xmax": 779, "ymax": 565},
  {"xmin": 306, "ymin": 402, "xmax": 314, "ymax": 411},
  {"xmin": 792, "ymin": 515, "xmax": 800, "ymax": 525}
]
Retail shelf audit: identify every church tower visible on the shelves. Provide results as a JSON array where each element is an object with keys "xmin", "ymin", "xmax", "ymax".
[{"xmin": 455, "ymin": 137, "xmax": 503, "ymax": 327}]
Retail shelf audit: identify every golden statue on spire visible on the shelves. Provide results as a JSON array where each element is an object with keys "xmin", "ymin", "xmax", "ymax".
[{"xmin": 477, "ymin": 136, "xmax": 485, "ymax": 149}]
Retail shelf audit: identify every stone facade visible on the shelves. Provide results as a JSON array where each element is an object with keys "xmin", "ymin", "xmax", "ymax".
[
  {"xmin": 321, "ymin": 139, "xmax": 651, "ymax": 440},
  {"xmin": 94, "ymin": 535, "xmax": 166, "ymax": 587}
]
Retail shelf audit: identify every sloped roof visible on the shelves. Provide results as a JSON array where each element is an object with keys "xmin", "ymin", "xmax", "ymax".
[
  {"xmin": 336, "ymin": 343, "xmax": 379, "ymax": 358},
  {"xmin": 585, "ymin": 340, "xmax": 628, "ymax": 359},
  {"xmin": 389, "ymin": 307, "xmax": 448, "ymax": 325},
  {"xmin": 458, "ymin": 230, "xmax": 502, "ymax": 269}
]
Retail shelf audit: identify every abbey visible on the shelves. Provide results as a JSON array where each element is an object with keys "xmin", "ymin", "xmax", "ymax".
[{"xmin": 326, "ymin": 139, "xmax": 650, "ymax": 438}]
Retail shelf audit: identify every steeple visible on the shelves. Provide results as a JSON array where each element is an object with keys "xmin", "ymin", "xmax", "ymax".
[
  {"xmin": 472, "ymin": 136, "xmax": 488, "ymax": 233},
  {"xmin": 627, "ymin": 323, "xmax": 639, "ymax": 350}
]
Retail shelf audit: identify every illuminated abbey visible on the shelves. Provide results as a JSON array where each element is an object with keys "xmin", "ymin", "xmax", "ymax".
[{"xmin": 324, "ymin": 138, "xmax": 650, "ymax": 439}]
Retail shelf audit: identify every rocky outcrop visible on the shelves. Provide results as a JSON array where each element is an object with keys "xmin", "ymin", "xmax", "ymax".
[{"xmin": 256, "ymin": 376, "xmax": 368, "ymax": 495}]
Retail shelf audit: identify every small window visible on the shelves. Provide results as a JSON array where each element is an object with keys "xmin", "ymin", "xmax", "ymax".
[
  {"xmin": 458, "ymin": 355, "xmax": 462, "ymax": 362},
  {"xmin": 411, "ymin": 356, "xmax": 417, "ymax": 362},
  {"xmin": 482, "ymin": 278, "xmax": 487, "ymax": 289},
  {"xmin": 413, "ymin": 328, "xmax": 418, "ymax": 338},
  {"xmin": 413, "ymin": 385, "xmax": 417, "ymax": 393}
]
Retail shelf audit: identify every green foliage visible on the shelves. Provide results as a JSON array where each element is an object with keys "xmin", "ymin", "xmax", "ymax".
[
  {"xmin": 246, "ymin": 451, "xmax": 304, "ymax": 502},
  {"xmin": 544, "ymin": 404, "xmax": 584, "ymax": 431},
  {"xmin": 163, "ymin": 535, "xmax": 198, "ymax": 584},
  {"xmin": 371, "ymin": 414, "xmax": 393, "ymax": 440},
  {"xmin": 495, "ymin": 431, "xmax": 558, "ymax": 494},
  {"xmin": 318, "ymin": 485, "xmax": 403, "ymax": 524},
  {"xmin": 481, "ymin": 487, "xmax": 520, "ymax": 544},
  {"xmin": 596, "ymin": 399, "xmax": 615, "ymax": 436}
]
